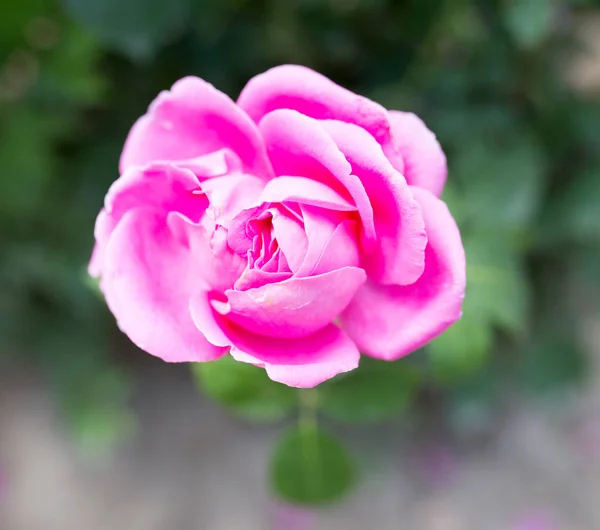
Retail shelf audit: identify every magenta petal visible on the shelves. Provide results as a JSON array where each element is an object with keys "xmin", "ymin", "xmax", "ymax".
[
  {"xmin": 191, "ymin": 291, "xmax": 360, "ymax": 366},
  {"xmin": 321, "ymin": 120, "xmax": 427, "ymax": 285},
  {"xmin": 389, "ymin": 111, "xmax": 447, "ymax": 197},
  {"xmin": 171, "ymin": 148, "xmax": 243, "ymax": 180},
  {"xmin": 340, "ymin": 187, "xmax": 466, "ymax": 360},
  {"xmin": 259, "ymin": 176, "xmax": 357, "ymax": 211},
  {"xmin": 297, "ymin": 205, "xmax": 360, "ymax": 276},
  {"xmin": 238, "ymin": 64, "xmax": 404, "ymax": 171},
  {"xmin": 105, "ymin": 162, "xmax": 205, "ymax": 223},
  {"xmin": 201, "ymin": 173, "xmax": 265, "ymax": 228},
  {"xmin": 120, "ymin": 76, "xmax": 273, "ymax": 178},
  {"xmin": 88, "ymin": 209, "xmax": 112, "ymax": 277},
  {"xmin": 230, "ymin": 330, "xmax": 360, "ymax": 388},
  {"xmin": 102, "ymin": 208, "xmax": 226, "ymax": 362},
  {"xmin": 259, "ymin": 109, "xmax": 376, "ymax": 248},
  {"xmin": 271, "ymin": 210, "xmax": 307, "ymax": 272},
  {"xmin": 89, "ymin": 163, "xmax": 207, "ymax": 279},
  {"xmin": 168, "ymin": 213, "xmax": 246, "ymax": 293},
  {"xmin": 224, "ymin": 267, "xmax": 366, "ymax": 338}
]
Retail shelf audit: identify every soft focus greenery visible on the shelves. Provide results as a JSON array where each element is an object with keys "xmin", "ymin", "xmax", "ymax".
[{"xmin": 2, "ymin": 0, "xmax": 600, "ymax": 505}]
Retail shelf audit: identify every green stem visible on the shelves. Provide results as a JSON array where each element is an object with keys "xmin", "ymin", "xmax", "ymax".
[{"xmin": 298, "ymin": 388, "xmax": 320, "ymax": 497}]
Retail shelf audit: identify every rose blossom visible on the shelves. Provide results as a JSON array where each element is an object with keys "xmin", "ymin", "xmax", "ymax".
[{"xmin": 90, "ymin": 65, "xmax": 466, "ymax": 388}]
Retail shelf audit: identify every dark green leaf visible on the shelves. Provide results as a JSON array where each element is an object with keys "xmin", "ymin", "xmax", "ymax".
[
  {"xmin": 464, "ymin": 231, "xmax": 530, "ymax": 335},
  {"xmin": 519, "ymin": 330, "xmax": 587, "ymax": 395},
  {"xmin": 503, "ymin": 0, "xmax": 555, "ymax": 49},
  {"xmin": 192, "ymin": 355, "xmax": 296, "ymax": 422},
  {"xmin": 452, "ymin": 135, "xmax": 546, "ymax": 232},
  {"xmin": 428, "ymin": 311, "xmax": 493, "ymax": 381},
  {"xmin": 319, "ymin": 358, "xmax": 419, "ymax": 423},
  {"xmin": 60, "ymin": 0, "xmax": 190, "ymax": 60},
  {"xmin": 270, "ymin": 425, "xmax": 356, "ymax": 505},
  {"xmin": 539, "ymin": 168, "xmax": 600, "ymax": 246}
]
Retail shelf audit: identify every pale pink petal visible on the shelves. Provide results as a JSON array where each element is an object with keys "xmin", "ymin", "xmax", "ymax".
[
  {"xmin": 222, "ymin": 267, "xmax": 366, "ymax": 338},
  {"xmin": 230, "ymin": 330, "xmax": 361, "ymax": 388},
  {"xmin": 234, "ymin": 269, "xmax": 293, "ymax": 291},
  {"xmin": 340, "ymin": 187, "xmax": 465, "ymax": 360},
  {"xmin": 271, "ymin": 211, "xmax": 308, "ymax": 272},
  {"xmin": 89, "ymin": 163, "xmax": 207, "ymax": 278},
  {"xmin": 259, "ymin": 109, "xmax": 376, "ymax": 249},
  {"xmin": 120, "ymin": 76, "xmax": 273, "ymax": 178},
  {"xmin": 191, "ymin": 291, "xmax": 361, "ymax": 378},
  {"xmin": 321, "ymin": 120, "xmax": 427, "ymax": 285},
  {"xmin": 259, "ymin": 176, "xmax": 357, "ymax": 211},
  {"xmin": 102, "ymin": 208, "xmax": 226, "ymax": 362},
  {"xmin": 105, "ymin": 162, "xmax": 206, "ymax": 223},
  {"xmin": 201, "ymin": 173, "xmax": 265, "ymax": 228},
  {"xmin": 88, "ymin": 209, "xmax": 112, "ymax": 277},
  {"xmin": 238, "ymin": 64, "xmax": 404, "ymax": 171},
  {"xmin": 297, "ymin": 205, "xmax": 360, "ymax": 276},
  {"xmin": 168, "ymin": 213, "xmax": 246, "ymax": 293},
  {"xmin": 389, "ymin": 111, "xmax": 447, "ymax": 197},
  {"xmin": 175, "ymin": 148, "xmax": 243, "ymax": 179}
]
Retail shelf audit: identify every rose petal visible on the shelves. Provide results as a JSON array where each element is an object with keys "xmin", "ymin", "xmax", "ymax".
[
  {"xmin": 234, "ymin": 269, "xmax": 293, "ymax": 291},
  {"xmin": 105, "ymin": 162, "xmax": 205, "ymax": 223},
  {"xmin": 168, "ymin": 213, "xmax": 246, "ymax": 293},
  {"xmin": 259, "ymin": 176, "xmax": 357, "ymax": 211},
  {"xmin": 201, "ymin": 173, "xmax": 265, "ymax": 228},
  {"xmin": 271, "ymin": 209, "xmax": 308, "ymax": 272},
  {"xmin": 389, "ymin": 111, "xmax": 447, "ymax": 197},
  {"xmin": 89, "ymin": 163, "xmax": 207, "ymax": 278},
  {"xmin": 102, "ymin": 208, "xmax": 226, "ymax": 362},
  {"xmin": 340, "ymin": 187, "xmax": 466, "ymax": 360},
  {"xmin": 238, "ymin": 64, "xmax": 404, "ymax": 171},
  {"xmin": 230, "ymin": 334, "xmax": 360, "ymax": 388},
  {"xmin": 259, "ymin": 109, "xmax": 376, "ymax": 250},
  {"xmin": 321, "ymin": 119, "xmax": 427, "ymax": 285},
  {"xmin": 297, "ymin": 205, "xmax": 360, "ymax": 276},
  {"xmin": 190, "ymin": 292, "xmax": 360, "ymax": 387},
  {"xmin": 222, "ymin": 266, "xmax": 366, "ymax": 338},
  {"xmin": 120, "ymin": 76, "xmax": 273, "ymax": 178}
]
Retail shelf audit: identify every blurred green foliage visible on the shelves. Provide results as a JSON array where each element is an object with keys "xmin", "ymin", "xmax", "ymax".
[{"xmin": 2, "ymin": 0, "xmax": 600, "ymax": 505}]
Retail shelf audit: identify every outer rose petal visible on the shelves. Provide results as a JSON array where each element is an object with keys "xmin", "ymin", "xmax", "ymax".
[
  {"xmin": 238, "ymin": 64, "xmax": 405, "ymax": 172},
  {"xmin": 120, "ymin": 76, "xmax": 273, "ymax": 178},
  {"xmin": 89, "ymin": 163, "xmax": 207, "ymax": 278},
  {"xmin": 190, "ymin": 291, "xmax": 360, "ymax": 387},
  {"xmin": 340, "ymin": 187, "xmax": 466, "ymax": 360},
  {"xmin": 102, "ymin": 208, "xmax": 226, "ymax": 363},
  {"xmin": 321, "ymin": 119, "xmax": 427, "ymax": 285},
  {"xmin": 389, "ymin": 111, "xmax": 447, "ymax": 197},
  {"xmin": 221, "ymin": 266, "xmax": 366, "ymax": 338},
  {"xmin": 229, "ymin": 342, "xmax": 360, "ymax": 388}
]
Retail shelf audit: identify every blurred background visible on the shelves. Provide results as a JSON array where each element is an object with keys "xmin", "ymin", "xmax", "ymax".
[{"xmin": 2, "ymin": 0, "xmax": 600, "ymax": 528}]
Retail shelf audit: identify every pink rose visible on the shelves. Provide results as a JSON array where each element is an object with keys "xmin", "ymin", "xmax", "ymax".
[{"xmin": 90, "ymin": 65, "xmax": 465, "ymax": 388}]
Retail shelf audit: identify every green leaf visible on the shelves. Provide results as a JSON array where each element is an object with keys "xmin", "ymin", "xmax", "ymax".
[
  {"xmin": 270, "ymin": 425, "xmax": 356, "ymax": 505},
  {"xmin": 452, "ymin": 135, "xmax": 546, "ymax": 232},
  {"xmin": 464, "ymin": 231, "xmax": 530, "ymax": 335},
  {"xmin": 319, "ymin": 358, "xmax": 419, "ymax": 423},
  {"xmin": 503, "ymin": 0, "xmax": 555, "ymax": 49},
  {"xmin": 60, "ymin": 0, "xmax": 190, "ymax": 60},
  {"xmin": 539, "ymin": 168, "xmax": 600, "ymax": 246},
  {"xmin": 444, "ymin": 366, "xmax": 502, "ymax": 440},
  {"xmin": 428, "ymin": 311, "xmax": 493, "ymax": 381},
  {"xmin": 71, "ymin": 406, "xmax": 138, "ymax": 456},
  {"xmin": 192, "ymin": 355, "xmax": 296, "ymax": 422},
  {"xmin": 429, "ymin": 227, "xmax": 530, "ymax": 380},
  {"xmin": 519, "ymin": 329, "xmax": 587, "ymax": 395}
]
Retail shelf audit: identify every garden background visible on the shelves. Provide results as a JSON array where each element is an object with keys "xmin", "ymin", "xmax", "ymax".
[{"xmin": 2, "ymin": 0, "xmax": 600, "ymax": 528}]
